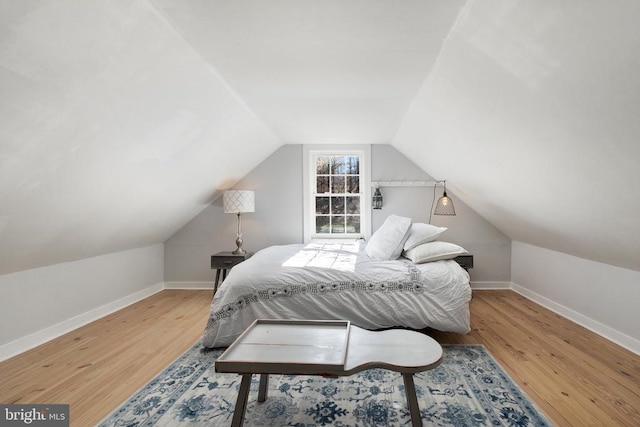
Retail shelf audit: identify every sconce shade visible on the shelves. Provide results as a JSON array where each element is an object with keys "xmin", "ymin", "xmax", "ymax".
[
  {"xmin": 434, "ymin": 190, "xmax": 456, "ymax": 216},
  {"xmin": 223, "ymin": 190, "xmax": 255, "ymax": 213},
  {"xmin": 372, "ymin": 187, "xmax": 383, "ymax": 209}
]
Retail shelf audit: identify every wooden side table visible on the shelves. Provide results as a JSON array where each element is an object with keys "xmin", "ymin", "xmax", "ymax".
[
  {"xmin": 454, "ymin": 254, "xmax": 474, "ymax": 270},
  {"xmin": 210, "ymin": 251, "xmax": 253, "ymax": 294}
]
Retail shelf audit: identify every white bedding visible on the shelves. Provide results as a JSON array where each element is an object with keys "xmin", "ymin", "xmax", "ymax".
[{"xmin": 201, "ymin": 242, "xmax": 472, "ymax": 348}]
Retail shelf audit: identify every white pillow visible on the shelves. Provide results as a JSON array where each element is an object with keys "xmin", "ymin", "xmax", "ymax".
[
  {"xmin": 403, "ymin": 241, "xmax": 468, "ymax": 264},
  {"xmin": 403, "ymin": 223, "xmax": 448, "ymax": 251},
  {"xmin": 365, "ymin": 214, "xmax": 412, "ymax": 260}
]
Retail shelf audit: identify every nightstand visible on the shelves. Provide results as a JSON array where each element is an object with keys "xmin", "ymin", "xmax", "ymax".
[
  {"xmin": 211, "ymin": 252, "xmax": 253, "ymax": 294},
  {"xmin": 454, "ymin": 254, "xmax": 474, "ymax": 271}
]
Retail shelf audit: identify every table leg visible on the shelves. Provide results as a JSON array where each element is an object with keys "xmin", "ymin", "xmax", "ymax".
[
  {"xmin": 258, "ymin": 374, "xmax": 269, "ymax": 402},
  {"xmin": 231, "ymin": 374, "xmax": 252, "ymax": 427},
  {"xmin": 214, "ymin": 270, "xmax": 221, "ymax": 294},
  {"xmin": 402, "ymin": 374, "xmax": 422, "ymax": 427}
]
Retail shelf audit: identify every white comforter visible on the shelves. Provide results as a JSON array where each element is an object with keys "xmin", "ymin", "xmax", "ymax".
[{"xmin": 201, "ymin": 242, "xmax": 471, "ymax": 348}]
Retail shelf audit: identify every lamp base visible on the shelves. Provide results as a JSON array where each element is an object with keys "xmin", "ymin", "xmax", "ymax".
[{"xmin": 232, "ymin": 236, "xmax": 246, "ymax": 255}]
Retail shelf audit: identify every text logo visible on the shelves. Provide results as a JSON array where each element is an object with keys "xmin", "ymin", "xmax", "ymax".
[{"xmin": 1, "ymin": 404, "xmax": 69, "ymax": 426}]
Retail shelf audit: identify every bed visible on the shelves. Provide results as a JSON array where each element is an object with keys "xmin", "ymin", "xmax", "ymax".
[{"xmin": 201, "ymin": 240, "xmax": 472, "ymax": 348}]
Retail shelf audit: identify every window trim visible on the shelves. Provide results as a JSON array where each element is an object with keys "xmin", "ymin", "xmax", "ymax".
[{"xmin": 303, "ymin": 145, "xmax": 371, "ymax": 243}]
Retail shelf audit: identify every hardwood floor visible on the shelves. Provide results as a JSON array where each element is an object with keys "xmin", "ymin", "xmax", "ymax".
[
  {"xmin": 0, "ymin": 290, "xmax": 212, "ymax": 426},
  {"xmin": 1, "ymin": 289, "xmax": 638, "ymax": 426},
  {"xmin": 428, "ymin": 291, "xmax": 640, "ymax": 426}
]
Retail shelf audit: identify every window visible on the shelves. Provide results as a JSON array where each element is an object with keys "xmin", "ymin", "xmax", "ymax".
[
  {"xmin": 314, "ymin": 154, "xmax": 361, "ymax": 235},
  {"xmin": 303, "ymin": 146, "xmax": 371, "ymax": 242}
]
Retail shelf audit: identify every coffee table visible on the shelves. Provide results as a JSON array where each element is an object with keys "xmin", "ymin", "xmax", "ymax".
[{"xmin": 215, "ymin": 319, "xmax": 443, "ymax": 426}]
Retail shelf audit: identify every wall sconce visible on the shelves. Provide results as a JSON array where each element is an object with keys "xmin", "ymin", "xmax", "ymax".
[
  {"xmin": 372, "ymin": 187, "xmax": 383, "ymax": 209},
  {"xmin": 430, "ymin": 180, "xmax": 456, "ymax": 222}
]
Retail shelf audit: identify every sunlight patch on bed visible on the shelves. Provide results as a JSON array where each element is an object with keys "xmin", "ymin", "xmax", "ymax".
[
  {"xmin": 303, "ymin": 241, "xmax": 360, "ymax": 253},
  {"xmin": 282, "ymin": 244, "xmax": 358, "ymax": 271}
]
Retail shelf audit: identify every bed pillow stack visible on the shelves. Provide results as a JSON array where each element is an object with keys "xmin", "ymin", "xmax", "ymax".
[
  {"xmin": 365, "ymin": 214, "xmax": 412, "ymax": 260},
  {"xmin": 402, "ymin": 223, "xmax": 447, "ymax": 251},
  {"xmin": 366, "ymin": 215, "xmax": 469, "ymax": 263},
  {"xmin": 401, "ymin": 222, "xmax": 468, "ymax": 263},
  {"xmin": 403, "ymin": 240, "xmax": 468, "ymax": 263}
]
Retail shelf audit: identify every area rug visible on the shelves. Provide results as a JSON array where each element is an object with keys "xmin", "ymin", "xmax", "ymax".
[{"xmin": 98, "ymin": 344, "xmax": 551, "ymax": 426}]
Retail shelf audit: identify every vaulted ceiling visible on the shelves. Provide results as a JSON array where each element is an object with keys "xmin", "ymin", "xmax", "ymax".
[{"xmin": 1, "ymin": 0, "xmax": 639, "ymax": 275}]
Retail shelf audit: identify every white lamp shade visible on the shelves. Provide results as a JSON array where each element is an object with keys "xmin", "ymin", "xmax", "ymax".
[{"xmin": 223, "ymin": 190, "xmax": 255, "ymax": 213}]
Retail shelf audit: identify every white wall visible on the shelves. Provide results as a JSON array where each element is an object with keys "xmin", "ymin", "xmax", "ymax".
[
  {"xmin": 512, "ymin": 241, "xmax": 640, "ymax": 354},
  {"xmin": 164, "ymin": 145, "xmax": 304, "ymax": 285},
  {"xmin": 371, "ymin": 145, "xmax": 511, "ymax": 284},
  {"xmin": 164, "ymin": 144, "xmax": 511, "ymax": 286},
  {"xmin": 0, "ymin": 244, "xmax": 164, "ymax": 361}
]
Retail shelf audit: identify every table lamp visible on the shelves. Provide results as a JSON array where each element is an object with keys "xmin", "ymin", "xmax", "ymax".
[{"xmin": 223, "ymin": 190, "xmax": 255, "ymax": 254}]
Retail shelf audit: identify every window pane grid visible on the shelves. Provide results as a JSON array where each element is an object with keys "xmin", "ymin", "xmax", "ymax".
[
  {"xmin": 314, "ymin": 213, "xmax": 361, "ymax": 234},
  {"xmin": 314, "ymin": 154, "xmax": 361, "ymax": 236}
]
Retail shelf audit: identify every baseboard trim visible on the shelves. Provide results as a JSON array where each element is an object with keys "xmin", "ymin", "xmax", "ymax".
[
  {"xmin": 164, "ymin": 281, "xmax": 214, "ymax": 290},
  {"xmin": 0, "ymin": 283, "xmax": 164, "ymax": 363},
  {"xmin": 470, "ymin": 281, "xmax": 511, "ymax": 290},
  {"xmin": 511, "ymin": 282, "xmax": 640, "ymax": 356},
  {"xmin": 4, "ymin": 280, "xmax": 638, "ymax": 361}
]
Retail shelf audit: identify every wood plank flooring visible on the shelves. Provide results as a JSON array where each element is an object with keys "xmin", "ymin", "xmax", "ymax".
[
  {"xmin": 1, "ymin": 289, "xmax": 638, "ymax": 426},
  {"xmin": 0, "ymin": 290, "xmax": 212, "ymax": 426},
  {"xmin": 428, "ymin": 291, "xmax": 640, "ymax": 426}
]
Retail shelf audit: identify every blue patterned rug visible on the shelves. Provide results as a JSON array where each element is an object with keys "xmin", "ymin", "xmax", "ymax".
[{"xmin": 98, "ymin": 344, "xmax": 551, "ymax": 426}]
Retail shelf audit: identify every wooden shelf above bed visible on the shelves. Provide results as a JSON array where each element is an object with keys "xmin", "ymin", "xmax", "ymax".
[{"xmin": 370, "ymin": 180, "xmax": 438, "ymax": 187}]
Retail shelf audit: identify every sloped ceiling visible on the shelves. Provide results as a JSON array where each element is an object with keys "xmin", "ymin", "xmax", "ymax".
[
  {"xmin": 1, "ymin": 0, "xmax": 639, "ymax": 275},
  {"xmin": 149, "ymin": 0, "xmax": 466, "ymax": 143},
  {"xmin": 393, "ymin": 0, "xmax": 640, "ymax": 271},
  {"xmin": 0, "ymin": 0, "xmax": 281, "ymax": 274}
]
